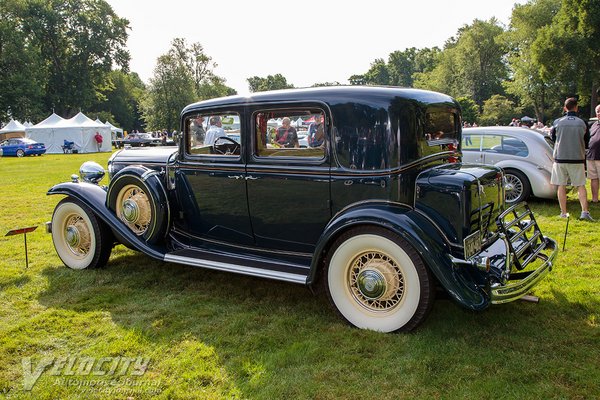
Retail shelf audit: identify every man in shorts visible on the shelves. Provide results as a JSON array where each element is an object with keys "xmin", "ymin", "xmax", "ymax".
[
  {"xmin": 586, "ymin": 104, "xmax": 600, "ymax": 203},
  {"xmin": 551, "ymin": 97, "xmax": 593, "ymax": 220}
]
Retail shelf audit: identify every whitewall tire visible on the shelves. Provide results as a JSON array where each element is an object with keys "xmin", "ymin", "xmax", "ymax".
[
  {"xmin": 325, "ymin": 227, "xmax": 435, "ymax": 333},
  {"xmin": 51, "ymin": 198, "xmax": 112, "ymax": 270}
]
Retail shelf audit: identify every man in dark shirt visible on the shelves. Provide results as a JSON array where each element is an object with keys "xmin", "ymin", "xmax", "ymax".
[
  {"xmin": 550, "ymin": 97, "xmax": 593, "ymax": 220},
  {"xmin": 587, "ymin": 104, "xmax": 600, "ymax": 203}
]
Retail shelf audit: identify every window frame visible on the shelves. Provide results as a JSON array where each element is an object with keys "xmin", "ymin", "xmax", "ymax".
[
  {"xmin": 182, "ymin": 109, "xmax": 243, "ymax": 161},
  {"xmin": 250, "ymin": 105, "xmax": 329, "ymax": 165}
]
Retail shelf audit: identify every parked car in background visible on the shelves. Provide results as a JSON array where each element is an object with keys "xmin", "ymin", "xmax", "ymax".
[
  {"xmin": 0, "ymin": 137, "xmax": 46, "ymax": 157},
  {"xmin": 122, "ymin": 132, "xmax": 162, "ymax": 147},
  {"xmin": 462, "ymin": 126, "xmax": 556, "ymax": 204},
  {"xmin": 46, "ymin": 87, "xmax": 557, "ymax": 333}
]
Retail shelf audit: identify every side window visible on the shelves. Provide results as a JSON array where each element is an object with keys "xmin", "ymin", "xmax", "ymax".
[
  {"xmin": 481, "ymin": 134, "xmax": 503, "ymax": 152},
  {"xmin": 462, "ymin": 134, "xmax": 481, "ymax": 151},
  {"xmin": 502, "ymin": 136, "xmax": 529, "ymax": 157},
  {"xmin": 482, "ymin": 135, "xmax": 528, "ymax": 156},
  {"xmin": 185, "ymin": 112, "xmax": 241, "ymax": 157},
  {"xmin": 253, "ymin": 108, "xmax": 326, "ymax": 159}
]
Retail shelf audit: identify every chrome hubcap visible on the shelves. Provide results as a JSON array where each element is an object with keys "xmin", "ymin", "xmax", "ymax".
[
  {"xmin": 117, "ymin": 186, "xmax": 152, "ymax": 235},
  {"xmin": 122, "ymin": 199, "xmax": 139, "ymax": 223},
  {"xmin": 64, "ymin": 215, "xmax": 91, "ymax": 257},
  {"xmin": 349, "ymin": 252, "xmax": 405, "ymax": 312},
  {"xmin": 357, "ymin": 270, "xmax": 386, "ymax": 299},
  {"xmin": 65, "ymin": 226, "xmax": 80, "ymax": 247}
]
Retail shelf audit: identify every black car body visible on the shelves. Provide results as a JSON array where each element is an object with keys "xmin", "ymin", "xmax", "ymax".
[
  {"xmin": 119, "ymin": 132, "xmax": 162, "ymax": 147},
  {"xmin": 47, "ymin": 86, "xmax": 558, "ymax": 332}
]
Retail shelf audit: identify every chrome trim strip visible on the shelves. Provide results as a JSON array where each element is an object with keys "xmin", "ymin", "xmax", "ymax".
[{"xmin": 164, "ymin": 253, "xmax": 308, "ymax": 284}]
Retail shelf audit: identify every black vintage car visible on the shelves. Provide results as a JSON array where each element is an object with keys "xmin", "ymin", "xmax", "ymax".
[{"xmin": 47, "ymin": 86, "xmax": 558, "ymax": 332}]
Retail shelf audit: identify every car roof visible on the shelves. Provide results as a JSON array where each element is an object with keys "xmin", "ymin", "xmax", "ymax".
[
  {"xmin": 463, "ymin": 126, "xmax": 546, "ymax": 138},
  {"xmin": 182, "ymin": 86, "xmax": 457, "ymax": 114}
]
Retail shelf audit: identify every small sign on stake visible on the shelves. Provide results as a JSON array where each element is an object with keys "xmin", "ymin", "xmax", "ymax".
[{"xmin": 5, "ymin": 226, "xmax": 37, "ymax": 268}]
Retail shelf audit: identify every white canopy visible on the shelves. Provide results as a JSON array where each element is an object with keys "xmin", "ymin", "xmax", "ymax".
[
  {"xmin": 0, "ymin": 119, "xmax": 26, "ymax": 134},
  {"xmin": 105, "ymin": 120, "xmax": 123, "ymax": 134},
  {"xmin": 0, "ymin": 119, "xmax": 27, "ymax": 139},
  {"xmin": 26, "ymin": 112, "xmax": 111, "ymax": 153}
]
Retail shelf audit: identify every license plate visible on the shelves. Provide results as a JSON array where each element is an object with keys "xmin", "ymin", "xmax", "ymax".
[{"xmin": 464, "ymin": 230, "xmax": 482, "ymax": 259}]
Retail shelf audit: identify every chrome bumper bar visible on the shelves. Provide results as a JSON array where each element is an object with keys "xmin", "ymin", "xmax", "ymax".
[{"xmin": 490, "ymin": 236, "xmax": 558, "ymax": 304}]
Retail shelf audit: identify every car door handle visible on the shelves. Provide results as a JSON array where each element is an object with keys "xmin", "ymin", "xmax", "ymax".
[
  {"xmin": 245, "ymin": 176, "xmax": 259, "ymax": 180},
  {"xmin": 228, "ymin": 175, "xmax": 243, "ymax": 180}
]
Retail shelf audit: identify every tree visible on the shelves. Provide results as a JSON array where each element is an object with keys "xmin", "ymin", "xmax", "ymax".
[
  {"xmin": 93, "ymin": 70, "xmax": 146, "ymax": 132},
  {"xmin": 387, "ymin": 47, "xmax": 440, "ymax": 87},
  {"xmin": 142, "ymin": 52, "xmax": 196, "ymax": 132},
  {"xmin": 0, "ymin": 0, "xmax": 46, "ymax": 122},
  {"xmin": 362, "ymin": 59, "xmax": 390, "ymax": 85},
  {"xmin": 456, "ymin": 97, "xmax": 480, "ymax": 124},
  {"xmin": 479, "ymin": 94, "xmax": 520, "ymax": 125},
  {"xmin": 247, "ymin": 74, "xmax": 294, "ymax": 92},
  {"xmin": 502, "ymin": 0, "xmax": 562, "ymax": 122},
  {"xmin": 142, "ymin": 38, "xmax": 234, "ymax": 131},
  {"xmin": 532, "ymin": 0, "xmax": 600, "ymax": 116},
  {"xmin": 415, "ymin": 19, "xmax": 508, "ymax": 111},
  {"xmin": 19, "ymin": 0, "xmax": 130, "ymax": 117}
]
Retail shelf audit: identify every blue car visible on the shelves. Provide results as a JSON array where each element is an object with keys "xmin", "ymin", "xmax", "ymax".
[{"xmin": 0, "ymin": 137, "xmax": 46, "ymax": 157}]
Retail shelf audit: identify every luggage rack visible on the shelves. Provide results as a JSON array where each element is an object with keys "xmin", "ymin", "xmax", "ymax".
[{"xmin": 496, "ymin": 202, "xmax": 546, "ymax": 272}]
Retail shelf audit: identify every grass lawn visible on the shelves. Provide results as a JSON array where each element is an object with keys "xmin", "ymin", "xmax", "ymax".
[{"xmin": 0, "ymin": 152, "xmax": 599, "ymax": 399}]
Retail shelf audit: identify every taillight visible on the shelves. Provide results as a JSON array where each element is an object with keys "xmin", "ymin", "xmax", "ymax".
[
  {"xmin": 448, "ymin": 142, "xmax": 459, "ymax": 163},
  {"xmin": 28, "ymin": 145, "xmax": 33, "ymax": 149}
]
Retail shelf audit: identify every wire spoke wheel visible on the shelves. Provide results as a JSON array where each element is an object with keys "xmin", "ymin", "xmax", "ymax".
[
  {"xmin": 116, "ymin": 185, "xmax": 152, "ymax": 235},
  {"xmin": 505, "ymin": 174, "xmax": 523, "ymax": 203},
  {"xmin": 51, "ymin": 198, "xmax": 112, "ymax": 270},
  {"xmin": 325, "ymin": 228, "xmax": 434, "ymax": 333},
  {"xmin": 348, "ymin": 251, "xmax": 405, "ymax": 312},
  {"xmin": 64, "ymin": 215, "xmax": 92, "ymax": 257},
  {"xmin": 504, "ymin": 170, "xmax": 530, "ymax": 204}
]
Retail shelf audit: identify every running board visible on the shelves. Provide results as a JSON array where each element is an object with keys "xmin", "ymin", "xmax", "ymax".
[{"xmin": 163, "ymin": 251, "xmax": 308, "ymax": 285}]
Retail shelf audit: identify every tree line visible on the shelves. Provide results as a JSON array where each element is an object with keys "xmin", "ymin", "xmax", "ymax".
[{"xmin": 1, "ymin": 0, "xmax": 598, "ymax": 132}]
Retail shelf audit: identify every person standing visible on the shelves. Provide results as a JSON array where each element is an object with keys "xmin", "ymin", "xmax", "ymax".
[
  {"xmin": 550, "ymin": 97, "xmax": 593, "ymax": 220},
  {"xmin": 586, "ymin": 104, "xmax": 600, "ymax": 203},
  {"xmin": 94, "ymin": 131, "xmax": 103, "ymax": 152}
]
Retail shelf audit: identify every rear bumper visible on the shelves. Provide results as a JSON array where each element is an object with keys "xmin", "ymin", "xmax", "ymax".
[
  {"xmin": 450, "ymin": 202, "xmax": 558, "ymax": 306},
  {"xmin": 490, "ymin": 235, "xmax": 557, "ymax": 304}
]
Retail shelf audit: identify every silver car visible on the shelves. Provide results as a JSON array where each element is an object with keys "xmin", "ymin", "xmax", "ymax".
[{"xmin": 462, "ymin": 127, "xmax": 556, "ymax": 204}]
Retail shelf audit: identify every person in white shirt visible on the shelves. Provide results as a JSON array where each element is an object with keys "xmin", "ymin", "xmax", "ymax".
[{"xmin": 204, "ymin": 116, "xmax": 226, "ymax": 145}]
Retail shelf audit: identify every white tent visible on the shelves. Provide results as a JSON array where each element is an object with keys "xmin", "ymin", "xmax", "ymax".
[
  {"xmin": 103, "ymin": 120, "xmax": 124, "ymax": 139},
  {"xmin": 26, "ymin": 112, "xmax": 111, "ymax": 153},
  {"xmin": 0, "ymin": 119, "xmax": 27, "ymax": 139}
]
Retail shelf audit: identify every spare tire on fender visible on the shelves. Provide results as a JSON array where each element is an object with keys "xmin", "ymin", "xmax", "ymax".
[{"xmin": 107, "ymin": 166, "xmax": 170, "ymax": 244}]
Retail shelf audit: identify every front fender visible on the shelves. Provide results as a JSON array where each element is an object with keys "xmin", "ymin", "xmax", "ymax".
[
  {"xmin": 47, "ymin": 182, "xmax": 166, "ymax": 260},
  {"xmin": 308, "ymin": 202, "xmax": 489, "ymax": 310}
]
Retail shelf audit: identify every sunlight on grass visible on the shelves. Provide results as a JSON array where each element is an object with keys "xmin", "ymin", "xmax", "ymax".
[{"xmin": 0, "ymin": 153, "xmax": 599, "ymax": 399}]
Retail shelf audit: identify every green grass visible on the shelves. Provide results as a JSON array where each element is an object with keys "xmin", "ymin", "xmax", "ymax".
[{"xmin": 0, "ymin": 153, "xmax": 599, "ymax": 399}]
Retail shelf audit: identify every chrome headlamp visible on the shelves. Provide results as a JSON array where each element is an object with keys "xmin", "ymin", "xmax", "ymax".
[{"xmin": 79, "ymin": 161, "xmax": 105, "ymax": 184}]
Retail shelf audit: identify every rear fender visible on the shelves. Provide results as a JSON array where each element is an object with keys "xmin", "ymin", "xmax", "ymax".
[
  {"xmin": 309, "ymin": 202, "xmax": 489, "ymax": 310},
  {"xmin": 47, "ymin": 182, "xmax": 165, "ymax": 260}
]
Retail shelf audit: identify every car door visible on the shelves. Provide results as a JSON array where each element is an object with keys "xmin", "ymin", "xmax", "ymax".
[
  {"xmin": 245, "ymin": 105, "xmax": 331, "ymax": 254},
  {"xmin": 3, "ymin": 139, "xmax": 18, "ymax": 156},
  {"xmin": 175, "ymin": 109, "xmax": 254, "ymax": 245}
]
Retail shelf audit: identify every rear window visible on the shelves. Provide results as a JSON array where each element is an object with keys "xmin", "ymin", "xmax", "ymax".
[{"xmin": 424, "ymin": 111, "xmax": 459, "ymax": 145}]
